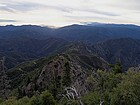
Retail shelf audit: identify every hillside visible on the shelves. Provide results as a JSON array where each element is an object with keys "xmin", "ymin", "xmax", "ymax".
[
  {"xmin": 0, "ymin": 37, "xmax": 68, "ymax": 68},
  {"xmin": 1, "ymin": 36, "xmax": 140, "ymax": 70},
  {"xmin": 6, "ymin": 53, "xmax": 109, "ymax": 98},
  {"xmin": 1, "ymin": 52, "xmax": 140, "ymax": 105},
  {"xmin": 92, "ymin": 38, "xmax": 140, "ymax": 69}
]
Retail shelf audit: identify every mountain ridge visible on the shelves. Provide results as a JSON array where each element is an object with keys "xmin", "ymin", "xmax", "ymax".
[{"xmin": 1, "ymin": 23, "xmax": 140, "ymax": 42}]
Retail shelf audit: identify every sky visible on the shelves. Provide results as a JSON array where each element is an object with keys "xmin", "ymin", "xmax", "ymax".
[{"xmin": 0, "ymin": 0, "xmax": 140, "ymax": 27}]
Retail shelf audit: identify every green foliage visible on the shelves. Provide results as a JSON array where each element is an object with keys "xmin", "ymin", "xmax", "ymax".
[
  {"xmin": 30, "ymin": 95, "xmax": 41, "ymax": 105},
  {"xmin": 40, "ymin": 90, "xmax": 57, "ymax": 105},
  {"xmin": 66, "ymin": 100, "xmax": 80, "ymax": 105},
  {"xmin": 82, "ymin": 91, "xmax": 100, "ymax": 105},
  {"xmin": 59, "ymin": 97, "xmax": 80, "ymax": 105},
  {"xmin": 18, "ymin": 96, "xmax": 30, "ymax": 105},
  {"xmin": 1, "ymin": 69, "xmax": 140, "ymax": 105},
  {"xmin": 0, "ymin": 97, "xmax": 18, "ymax": 105},
  {"xmin": 110, "ymin": 70, "xmax": 140, "ymax": 105},
  {"xmin": 0, "ymin": 90, "xmax": 57, "ymax": 105},
  {"xmin": 62, "ymin": 62, "xmax": 71, "ymax": 87},
  {"xmin": 85, "ymin": 70, "xmax": 122, "ymax": 105},
  {"xmin": 112, "ymin": 61, "xmax": 122, "ymax": 74},
  {"xmin": 0, "ymin": 98, "xmax": 3, "ymax": 104},
  {"xmin": 83, "ymin": 69, "xmax": 140, "ymax": 105}
]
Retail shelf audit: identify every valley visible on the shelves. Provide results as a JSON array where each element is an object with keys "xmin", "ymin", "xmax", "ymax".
[{"xmin": 0, "ymin": 24, "xmax": 140, "ymax": 105}]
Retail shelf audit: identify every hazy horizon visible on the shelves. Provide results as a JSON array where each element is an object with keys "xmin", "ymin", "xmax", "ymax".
[
  {"xmin": 0, "ymin": 0, "xmax": 140, "ymax": 27},
  {"xmin": 0, "ymin": 22, "xmax": 140, "ymax": 28}
]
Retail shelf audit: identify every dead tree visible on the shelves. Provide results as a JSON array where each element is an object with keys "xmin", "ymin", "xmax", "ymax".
[{"xmin": 61, "ymin": 86, "xmax": 84, "ymax": 105}]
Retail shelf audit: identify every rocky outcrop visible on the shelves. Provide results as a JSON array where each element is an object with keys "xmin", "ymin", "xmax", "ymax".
[
  {"xmin": 12, "ymin": 54, "xmax": 108, "ymax": 98},
  {"xmin": 36, "ymin": 54, "xmax": 88, "ymax": 96}
]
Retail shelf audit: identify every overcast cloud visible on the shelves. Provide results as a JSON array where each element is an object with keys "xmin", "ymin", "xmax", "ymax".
[{"xmin": 0, "ymin": 0, "xmax": 140, "ymax": 27}]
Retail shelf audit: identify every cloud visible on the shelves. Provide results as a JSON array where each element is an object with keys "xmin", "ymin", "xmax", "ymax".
[
  {"xmin": 44, "ymin": 5, "xmax": 72, "ymax": 13},
  {"xmin": 0, "ymin": 1, "xmax": 119, "ymax": 16},
  {"xmin": 0, "ymin": 2, "xmax": 43, "ymax": 12},
  {"xmin": 66, "ymin": 15, "xmax": 106, "ymax": 20},
  {"xmin": 0, "ymin": 7, "xmax": 14, "ymax": 13},
  {"xmin": 0, "ymin": 1, "xmax": 72, "ymax": 13},
  {"xmin": 105, "ymin": 0, "xmax": 140, "ymax": 11},
  {"xmin": 76, "ymin": 8, "xmax": 119, "ymax": 16},
  {"xmin": 0, "ymin": 4, "xmax": 15, "ymax": 12},
  {"xmin": 0, "ymin": 19, "xmax": 17, "ymax": 22},
  {"xmin": 0, "ymin": 0, "xmax": 140, "ymax": 26}
]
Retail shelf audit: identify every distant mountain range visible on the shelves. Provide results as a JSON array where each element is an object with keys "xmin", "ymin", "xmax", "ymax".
[
  {"xmin": 0, "ymin": 23, "xmax": 140, "ymax": 69},
  {"xmin": 1, "ymin": 23, "xmax": 140, "ymax": 43}
]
